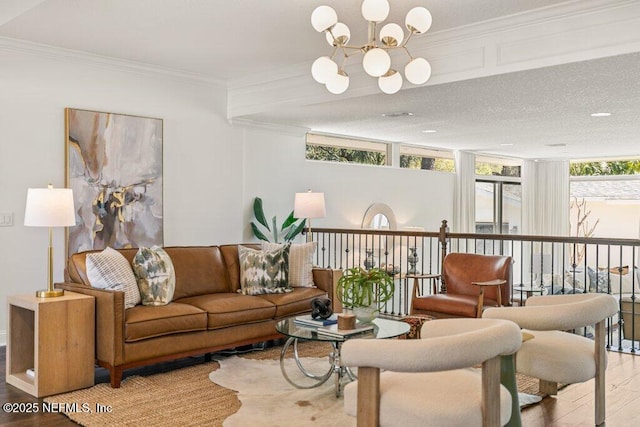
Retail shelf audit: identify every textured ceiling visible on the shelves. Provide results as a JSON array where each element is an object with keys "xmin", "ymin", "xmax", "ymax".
[
  {"xmin": 0, "ymin": 0, "xmax": 638, "ymax": 161},
  {"xmin": 245, "ymin": 52, "xmax": 640, "ymax": 160}
]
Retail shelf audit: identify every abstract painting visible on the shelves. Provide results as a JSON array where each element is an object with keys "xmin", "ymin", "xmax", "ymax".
[{"xmin": 65, "ymin": 108, "xmax": 163, "ymax": 256}]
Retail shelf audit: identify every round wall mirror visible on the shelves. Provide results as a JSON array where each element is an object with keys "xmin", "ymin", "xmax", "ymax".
[{"xmin": 361, "ymin": 203, "xmax": 397, "ymax": 230}]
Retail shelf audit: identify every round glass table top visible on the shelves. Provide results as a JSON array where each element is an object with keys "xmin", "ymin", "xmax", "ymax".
[{"xmin": 275, "ymin": 315, "xmax": 410, "ymax": 342}]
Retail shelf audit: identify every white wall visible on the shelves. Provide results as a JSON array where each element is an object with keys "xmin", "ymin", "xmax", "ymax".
[
  {"xmin": 0, "ymin": 47, "xmax": 244, "ymax": 343},
  {"xmin": 0, "ymin": 46, "xmax": 456, "ymax": 346},
  {"xmin": 240, "ymin": 127, "xmax": 455, "ymax": 241}
]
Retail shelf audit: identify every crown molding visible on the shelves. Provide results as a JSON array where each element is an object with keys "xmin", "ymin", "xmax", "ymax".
[
  {"xmin": 229, "ymin": 118, "xmax": 309, "ymax": 137},
  {"xmin": 228, "ymin": 0, "xmax": 640, "ymax": 119},
  {"xmin": 0, "ymin": 36, "xmax": 226, "ymax": 88}
]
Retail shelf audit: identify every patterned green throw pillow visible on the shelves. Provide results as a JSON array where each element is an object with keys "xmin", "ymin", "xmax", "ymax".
[
  {"xmin": 132, "ymin": 246, "xmax": 176, "ymax": 306},
  {"xmin": 238, "ymin": 244, "xmax": 291, "ymax": 295}
]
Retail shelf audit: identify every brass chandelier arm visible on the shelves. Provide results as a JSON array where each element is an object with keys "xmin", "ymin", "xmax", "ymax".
[{"xmin": 310, "ymin": 3, "xmax": 432, "ymax": 94}]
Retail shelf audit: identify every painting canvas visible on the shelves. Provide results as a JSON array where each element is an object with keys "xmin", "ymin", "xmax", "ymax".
[{"xmin": 65, "ymin": 108, "xmax": 163, "ymax": 256}]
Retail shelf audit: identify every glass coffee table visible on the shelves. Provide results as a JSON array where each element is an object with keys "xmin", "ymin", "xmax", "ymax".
[{"xmin": 275, "ymin": 316, "xmax": 410, "ymax": 397}]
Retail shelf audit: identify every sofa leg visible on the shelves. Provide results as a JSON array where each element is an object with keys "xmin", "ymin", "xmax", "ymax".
[
  {"xmin": 204, "ymin": 353, "xmax": 212, "ymax": 362},
  {"xmin": 110, "ymin": 368, "xmax": 123, "ymax": 388}
]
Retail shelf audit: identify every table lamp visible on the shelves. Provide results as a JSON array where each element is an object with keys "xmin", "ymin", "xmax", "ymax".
[
  {"xmin": 24, "ymin": 184, "xmax": 76, "ymax": 298},
  {"xmin": 293, "ymin": 190, "xmax": 326, "ymax": 242}
]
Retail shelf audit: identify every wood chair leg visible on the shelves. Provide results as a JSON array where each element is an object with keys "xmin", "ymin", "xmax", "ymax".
[
  {"xmin": 539, "ymin": 379, "xmax": 558, "ymax": 395},
  {"xmin": 595, "ymin": 320, "xmax": 606, "ymax": 426},
  {"xmin": 477, "ymin": 288, "xmax": 485, "ymax": 318},
  {"xmin": 482, "ymin": 356, "xmax": 501, "ymax": 427},
  {"xmin": 357, "ymin": 367, "xmax": 380, "ymax": 427}
]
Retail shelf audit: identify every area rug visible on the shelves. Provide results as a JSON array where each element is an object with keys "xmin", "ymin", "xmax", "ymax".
[
  {"xmin": 44, "ymin": 341, "xmax": 555, "ymax": 426},
  {"xmin": 210, "ymin": 356, "xmax": 355, "ymax": 426}
]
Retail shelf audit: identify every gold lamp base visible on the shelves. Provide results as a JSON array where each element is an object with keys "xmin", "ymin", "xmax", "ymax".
[{"xmin": 36, "ymin": 288, "xmax": 64, "ymax": 298}]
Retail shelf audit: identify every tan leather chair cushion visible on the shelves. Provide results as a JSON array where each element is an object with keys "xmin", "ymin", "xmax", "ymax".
[{"xmin": 413, "ymin": 294, "xmax": 500, "ymax": 318}]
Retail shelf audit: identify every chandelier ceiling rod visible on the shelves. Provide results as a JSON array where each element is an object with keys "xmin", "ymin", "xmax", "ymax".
[{"xmin": 311, "ymin": 0, "xmax": 433, "ymax": 95}]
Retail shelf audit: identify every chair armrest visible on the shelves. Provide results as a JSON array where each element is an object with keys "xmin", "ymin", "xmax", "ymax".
[
  {"xmin": 472, "ymin": 279, "xmax": 507, "ymax": 317},
  {"xmin": 482, "ymin": 293, "xmax": 618, "ymax": 330},
  {"xmin": 342, "ymin": 318, "xmax": 521, "ymax": 372},
  {"xmin": 55, "ymin": 282, "xmax": 126, "ymax": 366},
  {"xmin": 410, "ymin": 274, "xmax": 441, "ymax": 298}
]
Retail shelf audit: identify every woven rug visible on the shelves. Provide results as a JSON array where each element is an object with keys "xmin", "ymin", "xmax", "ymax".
[{"xmin": 44, "ymin": 341, "xmax": 554, "ymax": 426}]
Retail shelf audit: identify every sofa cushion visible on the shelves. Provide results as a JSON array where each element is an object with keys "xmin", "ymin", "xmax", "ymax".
[
  {"xmin": 176, "ymin": 294, "xmax": 277, "ymax": 329},
  {"xmin": 258, "ymin": 287, "xmax": 327, "ymax": 318},
  {"xmin": 133, "ymin": 246, "xmax": 176, "ymax": 306},
  {"xmin": 238, "ymin": 244, "xmax": 291, "ymax": 295},
  {"xmin": 86, "ymin": 247, "xmax": 141, "ymax": 309},
  {"xmin": 162, "ymin": 246, "xmax": 232, "ymax": 299},
  {"xmin": 263, "ymin": 242, "xmax": 316, "ymax": 287},
  {"xmin": 124, "ymin": 302, "xmax": 208, "ymax": 342}
]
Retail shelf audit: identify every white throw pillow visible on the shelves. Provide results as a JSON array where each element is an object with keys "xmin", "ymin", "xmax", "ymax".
[
  {"xmin": 263, "ymin": 242, "xmax": 316, "ymax": 287},
  {"xmin": 86, "ymin": 247, "xmax": 141, "ymax": 309}
]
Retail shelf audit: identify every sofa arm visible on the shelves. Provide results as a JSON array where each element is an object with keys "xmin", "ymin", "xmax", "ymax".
[
  {"xmin": 312, "ymin": 268, "xmax": 343, "ymax": 311},
  {"xmin": 55, "ymin": 282, "xmax": 126, "ymax": 367}
]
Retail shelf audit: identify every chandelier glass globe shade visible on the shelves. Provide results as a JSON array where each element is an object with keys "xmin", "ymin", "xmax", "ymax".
[
  {"xmin": 311, "ymin": 6, "xmax": 338, "ymax": 32},
  {"xmin": 311, "ymin": 56, "xmax": 338, "ymax": 84},
  {"xmin": 361, "ymin": 0, "xmax": 390, "ymax": 23},
  {"xmin": 326, "ymin": 71, "xmax": 349, "ymax": 94},
  {"xmin": 405, "ymin": 7, "xmax": 432, "ymax": 34},
  {"xmin": 362, "ymin": 48, "xmax": 391, "ymax": 77},
  {"xmin": 378, "ymin": 70, "xmax": 403, "ymax": 94},
  {"xmin": 404, "ymin": 57, "xmax": 431, "ymax": 85},
  {"xmin": 326, "ymin": 22, "xmax": 351, "ymax": 46},
  {"xmin": 380, "ymin": 23, "xmax": 404, "ymax": 47}
]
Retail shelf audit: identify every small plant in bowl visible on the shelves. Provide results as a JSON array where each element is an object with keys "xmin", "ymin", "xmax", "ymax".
[{"xmin": 337, "ymin": 267, "xmax": 395, "ymax": 323}]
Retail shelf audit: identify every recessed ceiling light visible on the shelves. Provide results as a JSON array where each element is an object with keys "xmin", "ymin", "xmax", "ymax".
[
  {"xmin": 381, "ymin": 112, "xmax": 414, "ymax": 118},
  {"xmin": 500, "ymin": 143, "xmax": 513, "ymax": 146},
  {"xmin": 591, "ymin": 112, "xmax": 611, "ymax": 117},
  {"xmin": 422, "ymin": 129, "xmax": 437, "ymax": 133}
]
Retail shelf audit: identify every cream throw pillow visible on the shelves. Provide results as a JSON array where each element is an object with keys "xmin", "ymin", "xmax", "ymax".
[
  {"xmin": 86, "ymin": 247, "xmax": 141, "ymax": 309},
  {"xmin": 263, "ymin": 242, "xmax": 316, "ymax": 287}
]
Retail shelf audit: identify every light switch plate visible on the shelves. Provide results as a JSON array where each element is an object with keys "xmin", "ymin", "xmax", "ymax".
[{"xmin": 0, "ymin": 212, "xmax": 14, "ymax": 226}]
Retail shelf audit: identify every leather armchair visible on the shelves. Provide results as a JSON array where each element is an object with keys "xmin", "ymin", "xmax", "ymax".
[{"xmin": 411, "ymin": 253, "xmax": 512, "ymax": 318}]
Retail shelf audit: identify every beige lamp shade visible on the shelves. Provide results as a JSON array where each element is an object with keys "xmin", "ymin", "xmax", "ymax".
[
  {"xmin": 24, "ymin": 185, "xmax": 76, "ymax": 227},
  {"xmin": 294, "ymin": 191, "xmax": 326, "ymax": 219}
]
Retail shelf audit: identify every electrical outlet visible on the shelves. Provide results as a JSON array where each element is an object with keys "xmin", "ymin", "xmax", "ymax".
[{"xmin": 0, "ymin": 212, "xmax": 14, "ymax": 226}]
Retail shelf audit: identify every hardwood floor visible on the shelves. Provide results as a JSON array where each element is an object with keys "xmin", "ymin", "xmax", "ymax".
[{"xmin": 1, "ymin": 345, "xmax": 639, "ymax": 426}]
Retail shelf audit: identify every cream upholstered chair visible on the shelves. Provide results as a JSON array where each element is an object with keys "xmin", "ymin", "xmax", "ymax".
[
  {"xmin": 341, "ymin": 318, "xmax": 522, "ymax": 427},
  {"xmin": 483, "ymin": 293, "xmax": 618, "ymax": 426}
]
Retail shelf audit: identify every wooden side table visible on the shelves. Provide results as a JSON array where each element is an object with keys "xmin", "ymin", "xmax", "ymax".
[{"xmin": 6, "ymin": 292, "xmax": 95, "ymax": 397}]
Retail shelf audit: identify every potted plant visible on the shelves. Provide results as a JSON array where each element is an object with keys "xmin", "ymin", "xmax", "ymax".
[{"xmin": 337, "ymin": 267, "xmax": 395, "ymax": 323}]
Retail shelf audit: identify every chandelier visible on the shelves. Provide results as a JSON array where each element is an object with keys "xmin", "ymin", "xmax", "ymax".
[{"xmin": 311, "ymin": 0, "xmax": 432, "ymax": 95}]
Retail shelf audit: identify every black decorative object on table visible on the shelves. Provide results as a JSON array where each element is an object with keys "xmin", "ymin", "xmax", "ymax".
[{"xmin": 311, "ymin": 297, "xmax": 333, "ymax": 320}]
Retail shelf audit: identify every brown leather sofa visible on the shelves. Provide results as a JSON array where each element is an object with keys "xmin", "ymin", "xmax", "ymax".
[{"xmin": 56, "ymin": 245, "xmax": 340, "ymax": 388}]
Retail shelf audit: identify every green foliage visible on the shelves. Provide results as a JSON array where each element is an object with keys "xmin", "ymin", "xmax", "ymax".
[
  {"xmin": 306, "ymin": 145, "xmax": 386, "ymax": 165},
  {"xmin": 337, "ymin": 267, "xmax": 395, "ymax": 309},
  {"xmin": 250, "ymin": 197, "xmax": 305, "ymax": 243},
  {"xmin": 570, "ymin": 160, "xmax": 640, "ymax": 176},
  {"xmin": 400, "ymin": 155, "xmax": 455, "ymax": 172},
  {"xmin": 475, "ymin": 162, "xmax": 521, "ymax": 177}
]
